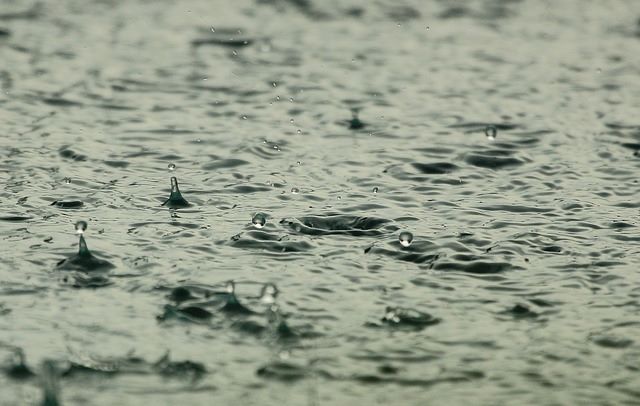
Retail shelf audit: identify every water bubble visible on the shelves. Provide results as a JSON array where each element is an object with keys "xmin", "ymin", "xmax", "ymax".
[
  {"xmin": 168, "ymin": 163, "xmax": 176, "ymax": 171},
  {"xmin": 63, "ymin": 177, "xmax": 71, "ymax": 184},
  {"xmin": 372, "ymin": 187, "xmax": 379, "ymax": 193},
  {"xmin": 291, "ymin": 187, "xmax": 299, "ymax": 194},
  {"xmin": 398, "ymin": 231, "xmax": 413, "ymax": 247},
  {"xmin": 485, "ymin": 125, "xmax": 497, "ymax": 140},
  {"xmin": 225, "ymin": 280, "xmax": 235, "ymax": 294},
  {"xmin": 260, "ymin": 283, "xmax": 278, "ymax": 304},
  {"xmin": 75, "ymin": 221, "xmax": 87, "ymax": 234},
  {"xmin": 252, "ymin": 213, "xmax": 267, "ymax": 229}
]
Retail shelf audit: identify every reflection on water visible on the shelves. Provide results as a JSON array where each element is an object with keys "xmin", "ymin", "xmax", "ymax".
[{"xmin": 1, "ymin": 0, "xmax": 640, "ymax": 404}]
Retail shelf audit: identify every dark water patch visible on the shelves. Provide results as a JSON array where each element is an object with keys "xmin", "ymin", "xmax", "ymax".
[
  {"xmin": 202, "ymin": 158, "xmax": 248, "ymax": 170},
  {"xmin": 0, "ymin": 215, "xmax": 32, "ymax": 222},
  {"xmin": 282, "ymin": 214, "xmax": 392, "ymax": 237},
  {"xmin": 0, "ymin": 27, "xmax": 10, "ymax": 37},
  {"xmin": 476, "ymin": 204, "xmax": 552, "ymax": 213},
  {"xmin": 191, "ymin": 38, "xmax": 253, "ymax": 48},
  {"xmin": 434, "ymin": 260, "xmax": 516, "ymax": 274},
  {"xmin": 43, "ymin": 97, "xmax": 83, "ymax": 107},
  {"xmin": 58, "ymin": 146, "xmax": 87, "ymax": 161},
  {"xmin": 501, "ymin": 304, "xmax": 539, "ymax": 319},
  {"xmin": 51, "ymin": 200, "xmax": 84, "ymax": 209},
  {"xmin": 465, "ymin": 153, "xmax": 524, "ymax": 169},
  {"xmin": 411, "ymin": 162, "xmax": 458, "ymax": 174},
  {"xmin": 590, "ymin": 335, "xmax": 633, "ymax": 349}
]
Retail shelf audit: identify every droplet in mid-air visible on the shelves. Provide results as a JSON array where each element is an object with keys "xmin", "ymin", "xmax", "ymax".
[
  {"xmin": 485, "ymin": 125, "xmax": 497, "ymax": 140},
  {"xmin": 252, "ymin": 213, "xmax": 267, "ymax": 229},
  {"xmin": 63, "ymin": 177, "xmax": 71, "ymax": 184},
  {"xmin": 162, "ymin": 177, "xmax": 190, "ymax": 208},
  {"xmin": 398, "ymin": 231, "xmax": 414, "ymax": 248},
  {"xmin": 372, "ymin": 187, "xmax": 379, "ymax": 193},
  {"xmin": 168, "ymin": 163, "xmax": 176, "ymax": 171},
  {"xmin": 221, "ymin": 280, "xmax": 254, "ymax": 315},
  {"xmin": 291, "ymin": 187, "xmax": 299, "ymax": 194},
  {"xmin": 75, "ymin": 221, "xmax": 87, "ymax": 234}
]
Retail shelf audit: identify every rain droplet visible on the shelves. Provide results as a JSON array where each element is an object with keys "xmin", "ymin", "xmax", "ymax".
[
  {"xmin": 168, "ymin": 163, "xmax": 176, "ymax": 171},
  {"xmin": 75, "ymin": 221, "xmax": 88, "ymax": 234},
  {"xmin": 296, "ymin": 161, "xmax": 302, "ymax": 165},
  {"xmin": 372, "ymin": 187, "xmax": 379, "ymax": 193},
  {"xmin": 296, "ymin": 129, "xmax": 302, "ymax": 134},
  {"xmin": 485, "ymin": 125, "xmax": 497, "ymax": 140},
  {"xmin": 399, "ymin": 231, "xmax": 413, "ymax": 248},
  {"xmin": 210, "ymin": 27, "xmax": 216, "ymax": 33},
  {"xmin": 289, "ymin": 97, "xmax": 294, "ymax": 102},
  {"xmin": 276, "ymin": 96, "xmax": 281, "ymax": 101},
  {"xmin": 232, "ymin": 50, "xmax": 238, "ymax": 56},
  {"xmin": 289, "ymin": 118, "xmax": 294, "ymax": 123},
  {"xmin": 241, "ymin": 115, "xmax": 248, "ymax": 120},
  {"xmin": 272, "ymin": 82, "xmax": 277, "ymax": 87},
  {"xmin": 291, "ymin": 187, "xmax": 299, "ymax": 194},
  {"xmin": 252, "ymin": 213, "xmax": 267, "ymax": 229},
  {"xmin": 63, "ymin": 177, "xmax": 71, "ymax": 184},
  {"xmin": 226, "ymin": 280, "xmax": 235, "ymax": 294}
]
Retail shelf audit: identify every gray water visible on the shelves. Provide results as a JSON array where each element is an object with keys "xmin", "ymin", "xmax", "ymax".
[{"xmin": 1, "ymin": 0, "xmax": 640, "ymax": 405}]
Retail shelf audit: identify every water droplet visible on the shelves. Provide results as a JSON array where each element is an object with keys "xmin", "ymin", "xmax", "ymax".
[
  {"xmin": 232, "ymin": 50, "xmax": 238, "ymax": 56},
  {"xmin": 296, "ymin": 129, "xmax": 302, "ymax": 134},
  {"xmin": 242, "ymin": 115, "xmax": 248, "ymax": 120},
  {"xmin": 252, "ymin": 213, "xmax": 267, "ymax": 229},
  {"xmin": 296, "ymin": 161, "xmax": 302, "ymax": 165},
  {"xmin": 226, "ymin": 280, "xmax": 235, "ymax": 294},
  {"xmin": 289, "ymin": 97, "xmax": 294, "ymax": 102},
  {"xmin": 260, "ymin": 283, "xmax": 278, "ymax": 304},
  {"xmin": 372, "ymin": 187, "xmax": 379, "ymax": 193},
  {"xmin": 291, "ymin": 187, "xmax": 299, "ymax": 194},
  {"xmin": 272, "ymin": 82, "xmax": 277, "ymax": 87},
  {"xmin": 276, "ymin": 96, "xmax": 280, "ymax": 101},
  {"xmin": 485, "ymin": 126, "xmax": 497, "ymax": 140},
  {"xmin": 399, "ymin": 231, "xmax": 413, "ymax": 248},
  {"xmin": 289, "ymin": 118, "xmax": 294, "ymax": 123},
  {"xmin": 63, "ymin": 177, "xmax": 71, "ymax": 184},
  {"xmin": 168, "ymin": 163, "xmax": 176, "ymax": 171},
  {"xmin": 75, "ymin": 221, "xmax": 87, "ymax": 234},
  {"xmin": 210, "ymin": 27, "xmax": 216, "ymax": 33},
  {"xmin": 426, "ymin": 26, "xmax": 430, "ymax": 30}
]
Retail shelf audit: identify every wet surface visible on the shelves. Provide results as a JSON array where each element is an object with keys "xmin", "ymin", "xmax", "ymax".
[{"xmin": 1, "ymin": 0, "xmax": 640, "ymax": 404}]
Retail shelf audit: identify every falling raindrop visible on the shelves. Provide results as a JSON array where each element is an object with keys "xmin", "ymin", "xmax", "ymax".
[
  {"xmin": 399, "ymin": 231, "xmax": 413, "ymax": 248},
  {"xmin": 168, "ymin": 163, "xmax": 176, "ymax": 171},
  {"xmin": 63, "ymin": 177, "xmax": 71, "ymax": 184},
  {"xmin": 75, "ymin": 221, "xmax": 87, "ymax": 234},
  {"xmin": 210, "ymin": 27, "xmax": 216, "ymax": 33},
  {"xmin": 485, "ymin": 125, "xmax": 497, "ymax": 140},
  {"xmin": 252, "ymin": 213, "xmax": 267, "ymax": 229},
  {"xmin": 291, "ymin": 187, "xmax": 299, "ymax": 194},
  {"xmin": 372, "ymin": 187, "xmax": 379, "ymax": 193}
]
